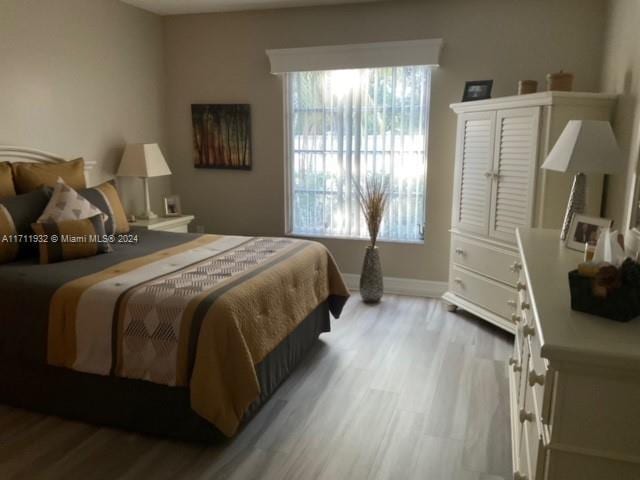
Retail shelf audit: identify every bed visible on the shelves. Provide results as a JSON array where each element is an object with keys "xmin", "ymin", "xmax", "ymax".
[{"xmin": 0, "ymin": 146, "xmax": 349, "ymax": 442}]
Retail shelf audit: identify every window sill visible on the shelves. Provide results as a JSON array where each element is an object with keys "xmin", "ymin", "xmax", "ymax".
[{"xmin": 286, "ymin": 231, "xmax": 424, "ymax": 246}]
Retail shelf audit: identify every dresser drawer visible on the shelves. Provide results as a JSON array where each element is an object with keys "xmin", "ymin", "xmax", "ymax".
[
  {"xmin": 527, "ymin": 326, "xmax": 547, "ymax": 380},
  {"xmin": 451, "ymin": 266, "xmax": 516, "ymax": 319},
  {"xmin": 511, "ymin": 334, "xmax": 523, "ymax": 393},
  {"xmin": 526, "ymin": 324, "xmax": 556, "ymax": 431},
  {"xmin": 524, "ymin": 381, "xmax": 543, "ymax": 477},
  {"xmin": 163, "ymin": 225, "xmax": 189, "ymax": 233},
  {"xmin": 451, "ymin": 235, "xmax": 519, "ymax": 286},
  {"xmin": 514, "ymin": 308, "xmax": 530, "ymax": 362},
  {"xmin": 517, "ymin": 417, "xmax": 533, "ymax": 480},
  {"xmin": 518, "ymin": 337, "xmax": 531, "ymax": 412}
]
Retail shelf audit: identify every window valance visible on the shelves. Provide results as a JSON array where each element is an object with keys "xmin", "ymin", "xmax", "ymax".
[{"xmin": 266, "ymin": 38, "xmax": 443, "ymax": 74}]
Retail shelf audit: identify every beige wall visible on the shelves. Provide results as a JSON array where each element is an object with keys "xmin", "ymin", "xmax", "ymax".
[
  {"xmin": 163, "ymin": 0, "xmax": 607, "ymax": 281},
  {"xmin": 601, "ymin": 0, "xmax": 640, "ymax": 230},
  {"xmin": 0, "ymin": 0, "xmax": 168, "ymax": 215}
]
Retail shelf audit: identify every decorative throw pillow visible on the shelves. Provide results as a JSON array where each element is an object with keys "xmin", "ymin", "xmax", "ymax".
[
  {"xmin": 0, "ymin": 188, "xmax": 52, "ymax": 263},
  {"xmin": 0, "ymin": 162, "xmax": 16, "ymax": 198},
  {"xmin": 37, "ymin": 178, "xmax": 107, "ymax": 225},
  {"xmin": 12, "ymin": 158, "xmax": 86, "ymax": 193},
  {"xmin": 78, "ymin": 181, "xmax": 130, "ymax": 234},
  {"xmin": 32, "ymin": 215, "xmax": 112, "ymax": 264}
]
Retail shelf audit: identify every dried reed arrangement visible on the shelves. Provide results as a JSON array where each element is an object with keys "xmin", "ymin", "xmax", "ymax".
[{"xmin": 354, "ymin": 175, "xmax": 389, "ymax": 248}]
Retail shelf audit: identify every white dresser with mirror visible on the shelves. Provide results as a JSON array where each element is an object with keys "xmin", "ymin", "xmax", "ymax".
[{"xmin": 510, "ymin": 228, "xmax": 640, "ymax": 480}]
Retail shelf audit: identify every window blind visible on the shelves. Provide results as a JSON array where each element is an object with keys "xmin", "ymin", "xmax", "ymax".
[{"xmin": 286, "ymin": 65, "xmax": 430, "ymax": 242}]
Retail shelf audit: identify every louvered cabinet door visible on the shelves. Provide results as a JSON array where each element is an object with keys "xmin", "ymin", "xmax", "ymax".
[
  {"xmin": 452, "ymin": 111, "xmax": 496, "ymax": 235},
  {"xmin": 489, "ymin": 107, "xmax": 540, "ymax": 243}
]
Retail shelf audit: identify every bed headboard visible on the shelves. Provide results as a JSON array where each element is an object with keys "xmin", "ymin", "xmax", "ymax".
[{"xmin": 0, "ymin": 145, "xmax": 96, "ymax": 174}]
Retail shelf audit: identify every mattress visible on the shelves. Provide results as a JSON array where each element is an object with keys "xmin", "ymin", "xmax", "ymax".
[{"xmin": 0, "ymin": 229, "xmax": 349, "ymax": 438}]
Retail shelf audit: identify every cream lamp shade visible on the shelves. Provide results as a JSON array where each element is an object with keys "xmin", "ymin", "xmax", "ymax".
[
  {"xmin": 540, "ymin": 120, "xmax": 623, "ymax": 240},
  {"xmin": 117, "ymin": 143, "xmax": 171, "ymax": 221},
  {"xmin": 541, "ymin": 120, "xmax": 623, "ymax": 174},
  {"xmin": 117, "ymin": 143, "xmax": 171, "ymax": 178}
]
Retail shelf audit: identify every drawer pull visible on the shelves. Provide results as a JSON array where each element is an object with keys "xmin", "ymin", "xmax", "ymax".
[
  {"xmin": 521, "ymin": 301, "xmax": 530, "ymax": 310},
  {"xmin": 519, "ymin": 409, "xmax": 535, "ymax": 423},
  {"xmin": 455, "ymin": 248, "xmax": 465, "ymax": 255},
  {"xmin": 509, "ymin": 357, "xmax": 523, "ymax": 373},
  {"xmin": 516, "ymin": 282, "xmax": 527, "ymax": 291},
  {"xmin": 510, "ymin": 261, "xmax": 522, "ymax": 273},
  {"xmin": 522, "ymin": 324, "xmax": 535, "ymax": 337},
  {"xmin": 514, "ymin": 472, "xmax": 528, "ymax": 480},
  {"xmin": 484, "ymin": 171, "xmax": 493, "ymax": 178},
  {"xmin": 511, "ymin": 313, "xmax": 521, "ymax": 323},
  {"xmin": 529, "ymin": 370, "xmax": 545, "ymax": 386}
]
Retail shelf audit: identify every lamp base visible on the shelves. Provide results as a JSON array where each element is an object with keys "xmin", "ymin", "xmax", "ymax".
[
  {"xmin": 138, "ymin": 177, "xmax": 157, "ymax": 221},
  {"xmin": 138, "ymin": 211, "xmax": 158, "ymax": 221},
  {"xmin": 560, "ymin": 172, "xmax": 586, "ymax": 241}
]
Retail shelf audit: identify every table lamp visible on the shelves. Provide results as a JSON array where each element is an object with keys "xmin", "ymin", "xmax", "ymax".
[
  {"xmin": 117, "ymin": 143, "xmax": 171, "ymax": 220},
  {"xmin": 541, "ymin": 120, "xmax": 624, "ymax": 240}
]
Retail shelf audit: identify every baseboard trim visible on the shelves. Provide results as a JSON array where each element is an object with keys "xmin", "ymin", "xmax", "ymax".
[{"xmin": 342, "ymin": 274, "xmax": 447, "ymax": 298}]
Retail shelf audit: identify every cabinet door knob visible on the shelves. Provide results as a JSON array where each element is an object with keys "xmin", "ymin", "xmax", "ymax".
[
  {"xmin": 485, "ymin": 171, "xmax": 493, "ymax": 178},
  {"xmin": 516, "ymin": 282, "xmax": 527, "ymax": 291},
  {"xmin": 529, "ymin": 370, "xmax": 545, "ymax": 386},
  {"xmin": 511, "ymin": 313, "xmax": 522, "ymax": 323},
  {"xmin": 514, "ymin": 472, "xmax": 528, "ymax": 480},
  {"xmin": 454, "ymin": 278, "xmax": 463, "ymax": 286},
  {"xmin": 510, "ymin": 261, "xmax": 522, "ymax": 273},
  {"xmin": 519, "ymin": 409, "xmax": 535, "ymax": 423},
  {"xmin": 508, "ymin": 357, "xmax": 517, "ymax": 365},
  {"xmin": 523, "ymin": 324, "xmax": 535, "ymax": 337},
  {"xmin": 455, "ymin": 248, "xmax": 465, "ymax": 255},
  {"xmin": 521, "ymin": 301, "xmax": 530, "ymax": 310}
]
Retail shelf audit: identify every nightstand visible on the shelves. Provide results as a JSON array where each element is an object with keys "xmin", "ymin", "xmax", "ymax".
[{"xmin": 129, "ymin": 215, "xmax": 195, "ymax": 233}]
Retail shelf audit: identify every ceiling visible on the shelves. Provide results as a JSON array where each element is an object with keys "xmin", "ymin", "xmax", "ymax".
[{"xmin": 121, "ymin": 0, "xmax": 384, "ymax": 15}]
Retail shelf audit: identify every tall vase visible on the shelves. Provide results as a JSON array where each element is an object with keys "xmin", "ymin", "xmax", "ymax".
[{"xmin": 360, "ymin": 245, "xmax": 383, "ymax": 303}]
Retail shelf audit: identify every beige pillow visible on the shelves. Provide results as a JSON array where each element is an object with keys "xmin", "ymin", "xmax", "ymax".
[
  {"xmin": 0, "ymin": 162, "xmax": 16, "ymax": 198},
  {"xmin": 0, "ymin": 188, "xmax": 51, "ymax": 264},
  {"xmin": 32, "ymin": 215, "xmax": 112, "ymax": 264},
  {"xmin": 13, "ymin": 158, "xmax": 86, "ymax": 193}
]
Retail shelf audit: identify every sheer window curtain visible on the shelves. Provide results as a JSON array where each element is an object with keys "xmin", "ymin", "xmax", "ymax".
[{"xmin": 286, "ymin": 66, "xmax": 430, "ymax": 242}]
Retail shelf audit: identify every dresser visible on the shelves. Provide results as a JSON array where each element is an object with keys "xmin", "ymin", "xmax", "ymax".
[
  {"xmin": 443, "ymin": 92, "xmax": 616, "ymax": 333},
  {"xmin": 510, "ymin": 228, "xmax": 640, "ymax": 480}
]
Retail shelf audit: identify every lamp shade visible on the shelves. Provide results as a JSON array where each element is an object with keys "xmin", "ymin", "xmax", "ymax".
[
  {"xmin": 541, "ymin": 120, "xmax": 623, "ymax": 174},
  {"xmin": 117, "ymin": 143, "xmax": 171, "ymax": 178}
]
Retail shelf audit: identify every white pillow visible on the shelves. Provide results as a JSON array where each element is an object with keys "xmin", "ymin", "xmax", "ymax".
[{"xmin": 37, "ymin": 178, "xmax": 107, "ymax": 224}]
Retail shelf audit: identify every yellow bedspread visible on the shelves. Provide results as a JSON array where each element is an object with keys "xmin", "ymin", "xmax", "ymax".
[{"xmin": 47, "ymin": 235, "xmax": 349, "ymax": 436}]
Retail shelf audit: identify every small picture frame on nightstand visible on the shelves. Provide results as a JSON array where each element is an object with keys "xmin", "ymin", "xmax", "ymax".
[{"xmin": 164, "ymin": 195, "xmax": 182, "ymax": 217}]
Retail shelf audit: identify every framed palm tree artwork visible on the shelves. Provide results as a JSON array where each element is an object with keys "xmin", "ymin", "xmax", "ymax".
[{"xmin": 191, "ymin": 104, "xmax": 252, "ymax": 170}]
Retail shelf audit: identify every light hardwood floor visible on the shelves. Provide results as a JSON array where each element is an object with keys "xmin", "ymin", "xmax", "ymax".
[{"xmin": 0, "ymin": 295, "xmax": 513, "ymax": 480}]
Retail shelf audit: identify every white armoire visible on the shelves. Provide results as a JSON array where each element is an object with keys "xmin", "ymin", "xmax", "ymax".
[{"xmin": 442, "ymin": 92, "xmax": 616, "ymax": 332}]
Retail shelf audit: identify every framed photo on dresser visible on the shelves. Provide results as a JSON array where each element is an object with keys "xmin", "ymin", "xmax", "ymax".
[{"xmin": 566, "ymin": 214, "xmax": 612, "ymax": 251}]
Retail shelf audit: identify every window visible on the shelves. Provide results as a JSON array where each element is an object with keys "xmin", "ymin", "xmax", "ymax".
[{"xmin": 285, "ymin": 66, "xmax": 431, "ymax": 242}]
